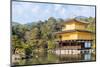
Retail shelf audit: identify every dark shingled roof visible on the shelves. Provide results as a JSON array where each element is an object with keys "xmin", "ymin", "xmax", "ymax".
[{"xmin": 63, "ymin": 18, "xmax": 89, "ymax": 25}]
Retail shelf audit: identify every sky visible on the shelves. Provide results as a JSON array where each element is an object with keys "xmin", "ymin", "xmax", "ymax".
[{"xmin": 12, "ymin": 1, "xmax": 95, "ymax": 24}]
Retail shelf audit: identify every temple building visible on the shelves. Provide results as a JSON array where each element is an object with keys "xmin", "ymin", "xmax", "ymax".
[{"xmin": 56, "ymin": 19, "xmax": 94, "ymax": 50}]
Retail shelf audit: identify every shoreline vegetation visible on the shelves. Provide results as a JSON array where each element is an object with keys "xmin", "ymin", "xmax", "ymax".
[{"xmin": 12, "ymin": 16, "xmax": 96, "ymax": 64}]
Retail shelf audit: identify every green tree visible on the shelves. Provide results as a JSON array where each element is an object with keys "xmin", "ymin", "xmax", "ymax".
[{"xmin": 12, "ymin": 35, "xmax": 22, "ymax": 54}]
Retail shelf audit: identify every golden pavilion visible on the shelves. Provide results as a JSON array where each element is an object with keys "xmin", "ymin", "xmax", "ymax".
[{"xmin": 56, "ymin": 19, "xmax": 93, "ymax": 50}]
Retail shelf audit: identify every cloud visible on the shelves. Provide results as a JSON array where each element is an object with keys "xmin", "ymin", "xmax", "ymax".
[
  {"xmin": 53, "ymin": 4, "xmax": 68, "ymax": 18},
  {"xmin": 32, "ymin": 6, "xmax": 40, "ymax": 13},
  {"xmin": 60, "ymin": 8, "xmax": 67, "ymax": 15},
  {"xmin": 54, "ymin": 4, "xmax": 63, "ymax": 11}
]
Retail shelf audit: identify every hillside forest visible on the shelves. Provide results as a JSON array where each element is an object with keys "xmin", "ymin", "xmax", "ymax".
[{"xmin": 12, "ymin": 17, "xmax": 96, "ymax": 56}]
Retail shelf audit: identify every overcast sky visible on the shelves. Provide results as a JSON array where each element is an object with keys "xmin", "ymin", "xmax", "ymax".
[{"xmin": 12, "ymin": 1, "xmax": 95, "ymax": 24}]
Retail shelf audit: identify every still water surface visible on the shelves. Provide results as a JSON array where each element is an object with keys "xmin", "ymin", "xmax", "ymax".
[{"xmin": 12, "ymin": 51, "xmax": 96, "ymax": 66}]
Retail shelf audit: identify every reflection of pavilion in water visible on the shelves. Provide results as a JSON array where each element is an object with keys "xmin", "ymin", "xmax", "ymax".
[
  {"xmin": 58, "ymin": 53, "xmax": 94, "ymax": 63},
  {"xmin": 56, "ymin": 19, "xmax": 94, "ymax": 54},
  {"xmin": 12, "ymin": 51, "xmax": 95, "ymax": 66}
]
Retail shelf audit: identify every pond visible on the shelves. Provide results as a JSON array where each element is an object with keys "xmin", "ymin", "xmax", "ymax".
[{"xmin": 12, "ymin": 50, "xmax": 96, "ymax": 66}]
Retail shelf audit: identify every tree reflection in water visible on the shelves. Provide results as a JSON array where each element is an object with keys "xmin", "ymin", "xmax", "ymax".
[{"xmin": 12, "ymin": 51, "xmax": 96, "ymax": 66}]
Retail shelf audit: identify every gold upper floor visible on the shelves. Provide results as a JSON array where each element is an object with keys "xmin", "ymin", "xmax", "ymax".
[{"xmin": 62, "ymin": 19, "xmax": 88, "ymax": 31}]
